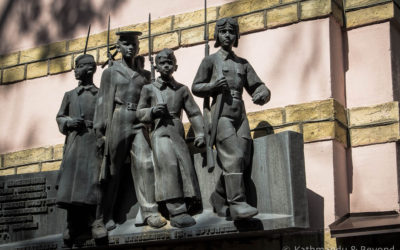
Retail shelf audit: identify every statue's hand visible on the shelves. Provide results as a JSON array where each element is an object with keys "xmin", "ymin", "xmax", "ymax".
[
  {"xmin": 96, "ymin": 136, "xmax": 106, "ymax": 156},
  {"xmin": 67, "ymin": 118, "xmax": 85, "ymax": 130},
  {"xmin": 210, "ymin": 77, "xmax": 228, "ymax": 93},
  {"xmin": 252, "ymin": 87, "xmax": 270, "ymax": 105},
  {"xmin": 152, "ymin": 103, "xmax": 168, "ymax": 118},
  {"xmin": 194, "ymin": 136, "xmax": 205, "ymax": 148}
]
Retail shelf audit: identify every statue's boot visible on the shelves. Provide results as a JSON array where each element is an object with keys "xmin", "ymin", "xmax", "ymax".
[
  {"xmin": 146, "ymin": 214, "xmax": 167, "ymax": 228},
  {"xmin": 170, "ymin": 213, "xmax": 196, "ymax": 228},
  {"xmin": 166, "ymin": 198, "xmax": 196, "ymax": 228},
  {"xmin": 225, "ymin": 173, "xmax": 258, "ymax": 220},
  {"xmin": 105, "ymin": 219, "xmax": 116, "ymax": 231},
  {"xmin": 91, "ymin": 219, "xmax": 108, "ymax": 239},
  {"xmin": 209, "ymin": 175, "xmax": 229, "ymax": 217}
]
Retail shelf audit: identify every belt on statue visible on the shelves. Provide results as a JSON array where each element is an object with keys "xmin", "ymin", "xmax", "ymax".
[
  {"xmin": 162, "ymin": 112, "xmax": 180, "ymax": 119},
  {"xmin": 229, "ymin": 89, "xmax": 242, "ymax": 100},
  {"xmin": 115, "ymin": 101, "xmax": 138, "ymax": 111}
]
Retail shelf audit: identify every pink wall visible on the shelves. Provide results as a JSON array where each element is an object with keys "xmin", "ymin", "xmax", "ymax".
[
  {"xmin": 329, "ymin": 18, "xmax": 346, "ymax": 106},
  {"xmin": 350, "ymin": 143, "xmax": 399, "ymax": 212},
  {"xmin": 0, "ymin": 18, "xmax": 336, "ymax": 154},
  {"xmin": 0, "ymin": 0, "xmax": 236, "ymax": 54},
  {"xmin": 346, "ymin": 22, "xmax": 394, "ymax": 108},
  {"xmin": 304, "ymin": 140, "xmax": 349, "ymax": 227}
]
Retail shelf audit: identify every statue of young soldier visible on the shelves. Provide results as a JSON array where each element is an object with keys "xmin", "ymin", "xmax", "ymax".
[
  {"xmin": 137, "ymin": 48, "xmax": 205, "ymax": 228},
  {"xmin": 93, "ymin": 31, "xmax": 167, "ymax": 230},
  {"xmin": 56, "ymin": 54, "xmax": 107, "ymax": 244},
  {"xmin": 192, "ymin": 17, "xmax": 271, "ymax": 220}
]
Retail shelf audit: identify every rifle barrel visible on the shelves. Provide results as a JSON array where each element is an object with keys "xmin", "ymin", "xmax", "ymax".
[
  {"xmin": 84, "ymin": 24, "xmax": 91, "ymax": 54},
  {"xmin": 148, "ymin": 13, "xmax": 152, "ymax": 61}
]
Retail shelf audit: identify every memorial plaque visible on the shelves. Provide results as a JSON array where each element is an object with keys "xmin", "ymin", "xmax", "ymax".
[{"xmin": 0, "ymin": 171, "xmax": 65, "ymax": 246}]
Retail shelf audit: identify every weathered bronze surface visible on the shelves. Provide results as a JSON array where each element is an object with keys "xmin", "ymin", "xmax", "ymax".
[
  {"xmin": 56, "ymin": 53, "xmax": 107, "ymax": 245},
  {"xmin": 137, "ymin": 48, "xmax": 205, "ymax": 228},
  {"xmin": 93, "ymin": 30, "xmax": 166, "ymax": 232},
  {"xmin": 192, "ymin": 17, "xmax": 271, "ymax": 220}
]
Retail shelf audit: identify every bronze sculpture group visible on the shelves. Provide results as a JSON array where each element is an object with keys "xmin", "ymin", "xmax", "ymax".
[{"xmin": 56, "ymin": 16, "xmax": 270, "ymax": 245}]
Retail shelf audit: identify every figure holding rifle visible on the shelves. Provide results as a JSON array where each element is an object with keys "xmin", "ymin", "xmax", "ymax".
[
  {"xmin": 56, "ymin": 25, "xmax": 108, "ymax": 245},
  {"xmin": 192, "ymin": 17, "xmax": 271, "ymax": 220},
  {"xmin": 93, "ymin": 16, "xmax": 166, "ymax": 230}
]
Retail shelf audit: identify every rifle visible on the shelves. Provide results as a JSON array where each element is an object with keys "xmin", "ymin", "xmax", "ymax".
[
  {"xmin": 99, "ymin": 15, "xmax": 114, "ymax": 182},
  {"xmin": 84, "ymin": 24, "xmax": 91, "ymax": 55},
  {"xmin": 148, "ymin": 13, "xmax": 156, "ymax": 83},
  {"xmin": 101, "ymin": 15, "xmax": 117, "ymax": 68},
  {"xmin": 203, "ymin": 0, "xmax": 215, "ymax": 172}
]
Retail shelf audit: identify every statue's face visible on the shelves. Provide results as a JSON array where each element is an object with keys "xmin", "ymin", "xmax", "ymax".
[
  {"xmin": 118, "ymin": 39, "xmax": 138, "ymax": 59},
  {"xmin": 218, "ymin": 23, "xmax": 236, "ymax": 49},
  {"xmin": 74, "ymin": 62, "xmax": 96, "ymax": 81},
  {"xmin": 156, "ymin": 57, "xmax": 176, "ymax": 77}
]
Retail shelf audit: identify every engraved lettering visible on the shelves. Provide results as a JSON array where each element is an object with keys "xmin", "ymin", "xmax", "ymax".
[
  {"xmin": 7, "ymin": 177, "xmax": 46, "ymax": 188},
  {"xmin": 11, "ymin": 222, "xmax": 38, "ymax": 231},
  {"xmin": 3, "ymin": 207, "xmax": 47, "ymax": 216},
  {"xmin": 0, "ymin": 192, "xmax": 47, "ymax": 202},
  {"xmin": 25, "ymin": 200, "xmax": 47, "ymax": 208},
  {"xmin": 14, "ymin": 185, "xmax": 46, "ymax": 194},
  {"xmin": 0, "ymin": 189, "xmax": 14, "ymax": 195},
  {"xmin": 0, "ymin": 215, "xmax": 33, "ymax": 225},
  {"xmin": 3, "ymin": 201, "xmax": 25, "ymax": 210}
]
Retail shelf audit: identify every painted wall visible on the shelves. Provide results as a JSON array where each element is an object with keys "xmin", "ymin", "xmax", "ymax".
[{"xmin": 345, "ymin": 22, "xmax": 394, "ymax": 108}]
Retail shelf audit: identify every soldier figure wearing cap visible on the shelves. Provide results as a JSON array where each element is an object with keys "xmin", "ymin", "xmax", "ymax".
[
  {"xmin": 93, "ymin": 31, "xmax": 167, "ymax": 230},
  {"xmin": 192, "ymin": 18, "xmax": 271, "ymax": 220},
  {"xmin": 56, "ymin": 54, "xmax": 107, "ymax": 243},
  {"xmin": 137, "ymin": 48, "xmax": 205, "ymax": 228}
]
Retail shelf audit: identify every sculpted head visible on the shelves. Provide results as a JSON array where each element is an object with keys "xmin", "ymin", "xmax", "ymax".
[
  {"xmin": 155, "ymin": 48, "xmax": 178, "ymax": 78},
  {"xmin": 116, "ymin": 31, "xmax": 141, "ymax": 59},
  {"xmin": 74, "ymin": 54, "xmax": 96, "ymax": 81},
  {"xmin": 214, "ymin": 17, "xmax": 240, "ymax": 49}
]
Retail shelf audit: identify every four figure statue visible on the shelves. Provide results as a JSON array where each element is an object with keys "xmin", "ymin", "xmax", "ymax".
[{"xmin": 56, "ymin": 17, "xmax": 270, "ymax": 243}]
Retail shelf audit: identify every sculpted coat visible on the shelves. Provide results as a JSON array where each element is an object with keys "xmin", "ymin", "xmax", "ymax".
[
  {"xmin": 56, "ymin": 84, "xmax": 100, "ymax": 207},
  {"xmin": 93, "ymin": 59, "xmax": 161, "ymax": 224},
  {"xmin": 192, "ymin": 48, "xmax": 270, "ymax": 167},
  {"xmin": 137, "ymin": 77, "xmax": 204, "ymax": 202}
]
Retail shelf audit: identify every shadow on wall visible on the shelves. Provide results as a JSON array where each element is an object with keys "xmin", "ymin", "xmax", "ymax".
[
  {"xmin": 0, "ymin": 71, "xmax": 71, "ymax": 154},
  {"xmin": 235, "ymin": 20, "xmax": 324, "ymax": 102},
  {"xmin": 0, "ymin": 0, "xmax": 126, "ymax": 55}
]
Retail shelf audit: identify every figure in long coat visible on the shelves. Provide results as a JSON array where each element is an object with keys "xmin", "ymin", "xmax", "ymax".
[
  {"xmin": 56, "ymin": 54, "xmax": 107, "ymax": 243},
  {"xmin": 192, "ymin": 18, "xmax": 271, "ymax": 220},
  {"xmin": 137, "ymin": 49, "xmax": 205, "ymax": 228},
  {"xmin": 93, "ymin": 31, "xmax": 166, "ymax": 230}
]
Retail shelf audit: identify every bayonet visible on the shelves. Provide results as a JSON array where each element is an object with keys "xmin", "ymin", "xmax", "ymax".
[
  {"xmin": 84, "ymin": 24, "xmax": 91, "ymax": 55},
  {"xmin": 101, "ymin": 15, "xmax": 116, "ymax": 68},
  {"xmin": 204, "ymin": 0, "xmax": 209, "ymax": 57},
  {"xmin": 149, "ymin": 13, "xmax": 155, "ymax": 83},
  {"xmin": 202, "ymin": 0, "xmax": 215, "ymax": 172},
  {"xmin": 107, "ymin": 14, "xmax": 112, "ymax": 67}
]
